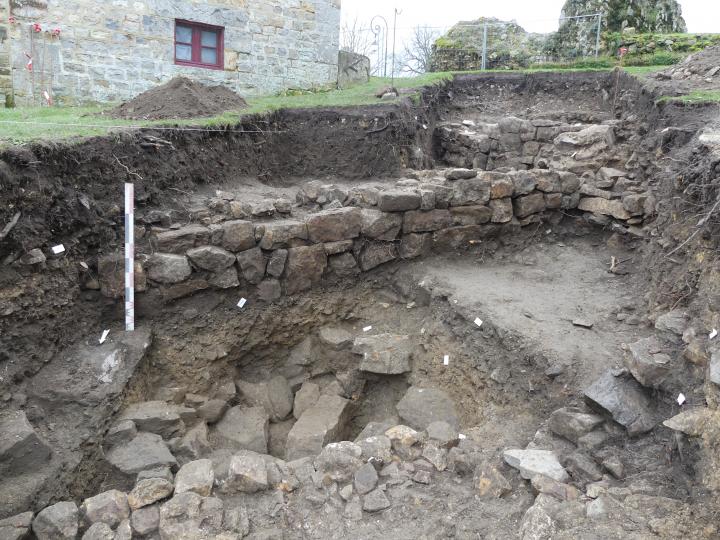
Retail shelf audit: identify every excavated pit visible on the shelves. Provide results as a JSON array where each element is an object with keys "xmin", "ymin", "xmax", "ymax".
[{"xmin": 1, "ymin": 71, "xmax": 719, "ymax": 539}]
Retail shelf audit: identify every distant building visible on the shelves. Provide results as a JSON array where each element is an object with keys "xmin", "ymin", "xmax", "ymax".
[{"xmin": 0, "ymin": 0, "xmax": 340, "ymax": 106}]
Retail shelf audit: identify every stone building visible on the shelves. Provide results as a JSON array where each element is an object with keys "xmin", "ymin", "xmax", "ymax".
[{"xmin": 0, "ymin": 0, "xmax": 340, "ymax": 106}]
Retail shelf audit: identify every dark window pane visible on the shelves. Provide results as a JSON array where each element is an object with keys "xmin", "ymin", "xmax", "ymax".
[
  {"xmin": 201, "ymin": 30, "xmax": 218, "ymax": 48},
  {"xmin": 201, "ymin": 47, "xmax": 217, "ymax": 65},
  {"xmin": 175, "ymin": 44, "xmax": 192, "ymax": 61},
  {"xmin": 175, "ymin": 25, "xmax": 192, "ymax": 43}
]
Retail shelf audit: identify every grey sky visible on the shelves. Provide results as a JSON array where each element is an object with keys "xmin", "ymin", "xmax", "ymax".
[{"xmin": 341, "ymin": 0, "xmax": 719, "ymax": 40}]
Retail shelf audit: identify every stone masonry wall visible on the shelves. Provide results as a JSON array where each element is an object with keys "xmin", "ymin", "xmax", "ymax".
[
  {"xmin": 4, "ymin": 0, "xmax": 340, "ymax": 105},
  {"xmin": 0, "ymin": 1, "xmax": 12, "ymax": 106},
  {"xmin": 82, "ymin": 163, "xmax": 655, "ymax": 306}
]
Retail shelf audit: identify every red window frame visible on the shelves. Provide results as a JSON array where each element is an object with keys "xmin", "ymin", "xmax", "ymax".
[{"xmin": 174, "ymin": 19, "xmax": 224, "ymax": 70}]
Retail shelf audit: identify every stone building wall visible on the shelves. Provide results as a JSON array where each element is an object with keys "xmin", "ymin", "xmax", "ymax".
[
  {"xmin": 0, "ymin": 1, "xmax": 12, "ymax": 106},
  {"xmin": 3, "ymin": 0, "xmax": 340, "ymax": 106}
]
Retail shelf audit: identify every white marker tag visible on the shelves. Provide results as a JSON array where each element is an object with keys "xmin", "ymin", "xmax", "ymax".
[
  {"xmin": 420, "ymin": 328, "xmax": 426, "ymax": 335},
  {"xmin": 458, "ymin": 433, "xmax": 467, "ymax": 440},
  {"xmin": 237, "ymin": 298, "xmax": 247, "ymax": 309},
  {"xmin": 51, "ymin": 244, "xmax": 65, "ymax": 254},
  {"xmin": 80, "ymin": 261, "xmax": 89, "ymax": 270},
  {"xmin": 474, "ymin": 318, "xmax": 483, "ymax": 327},
  {"xmin": 363, "ymin": 326, "xmax": 372, "ymax": 332},
  {"xmin": 99, "ymin": 329, "xmax": 110, "ymax": 344},
  {"xmin": 677, "ymin": 393, "xmax": 686, "ymax": 405},
  {"xmin": 710, "ymin": 329, "xmax": 718, "ymax": 340},
  {"xmin": 443, "ymin": 355, "xmax": 449, "ymax": 366}
]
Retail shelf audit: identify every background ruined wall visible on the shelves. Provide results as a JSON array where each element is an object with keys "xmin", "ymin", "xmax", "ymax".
[{"xmin": 5, "ymin": 0, "xmax": 340, "ymax": 105}]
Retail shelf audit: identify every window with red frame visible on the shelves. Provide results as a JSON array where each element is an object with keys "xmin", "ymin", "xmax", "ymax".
[{"xmin": 174, "ymin": 20, "xmax": 224, "ymax": 70}]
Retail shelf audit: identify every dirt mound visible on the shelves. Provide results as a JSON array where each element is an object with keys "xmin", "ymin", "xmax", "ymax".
[
  {"xmin": 651, "ymin": 46, "xmax": 720, "ymax": 93},
  {"xmin": 109, "ymin": 76, "xmax": 247, "ymax": 120}
]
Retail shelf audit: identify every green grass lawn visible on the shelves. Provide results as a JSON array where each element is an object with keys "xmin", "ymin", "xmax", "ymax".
[
  {"xmin": 657, "ymin": 90, "xmax": 720, "ymax": 104},
  {"xmin": 0, "ymin": 65, "xmax": 691, "ymax": 146}
]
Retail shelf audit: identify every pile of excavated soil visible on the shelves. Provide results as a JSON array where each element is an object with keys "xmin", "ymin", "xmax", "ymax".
[
  {"xmin": 108, "ymin": 76, "xmax": 247, "ymax": 120},
  {"xmin": 651, "ymin": 45, "xmax": 720, "ymax": 93}
]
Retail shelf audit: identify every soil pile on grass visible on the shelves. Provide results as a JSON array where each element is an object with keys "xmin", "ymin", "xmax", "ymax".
[
  {"xmin": 651, "ymin": 46, "xmax": 720, "ymax": 92},
  {"xmin": 109, "ymin": 76, "xmax": 247, "ymax": 120}
]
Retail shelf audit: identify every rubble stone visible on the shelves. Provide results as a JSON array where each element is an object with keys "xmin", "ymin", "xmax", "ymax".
[
  {"xmin": 625, "ymin": 336, "xmax": 674, "ymax": 388},
  {"xmin": 174, "ymin": 459, "xmax": 214, "ymax": 497},
  {"xmin": 578, "ymin": 197, "xmax": 631, "ymax": 220},
  {"xmin": 396, "ymin": 386, "xmax": 459, "ymax": 430},
  {"xmin": 353, "ymin": 462, "xmax": 379, "ymax": 494},
  {"xmin": 224, "ymin": 451, "xmax": 269, "ymax": 493},
  {"xmin": 473, "ymin": 464, "xmax": 512, "ymax": 498},
  {"xmin": 352, "ymin": 334, "xmax": 414, "ymax": 374},
  {"xmin": 503, "ymin": 448, "xmax": 569, "ymax": 482},
  {"xmin": 286, "ymin": 394, "xmax": 350, "ymax": 460},
  {"xmin": 0, "ymin": 410, "xmax": 51, "ymax": 475},
  {"xmin": 130, "ymin": 504, "xmax": 159, "ymax": 536},
  {"xmin": 319, "ymin": 326, "xmax": 353, "ymax": 350},
  {"xmin": 584, "ymin": 371, "xmax": 657, "ymax": 435},
  {"xmin": 547, "ymin": 407, "xmax": 605, "ymax": 444},
  {"xmin": 80, "ymin": 490, "xmax": 129, "ymax": 528},
  {"xmin": 215, "ymin": 406, "xmax": 269, "ymax": 454},
  {"xmin": 236, "ymin": 376, "xmax": 293, "ymax": 422},
  {"xmin": 0, "ymin": 512, "xmax": 33, "ymax": 540},
  {"xmin": 119, "ymin": 401, "xmax": 184, "ymax": 439},
  {"xmin": 105, "ymin": 433, "xmax": 177, "ymax": 475},
  {"xmin": 32, "ymin": 501, "xmax": 78, "ymax": 540},
  {"xmin": 128, "ymin": 478, "xmax": 174, "ymax": 510},
  {"xmin": 362, "ymin": 488, "xmax": 391, "ymax": 512}
]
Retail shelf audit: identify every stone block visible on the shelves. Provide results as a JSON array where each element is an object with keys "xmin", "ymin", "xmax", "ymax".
[
  {"xmin": 236, "ymin": 247, "xmax": 266, "ymax": 284},
  {"xmin": 360, "ymin": 209, "xmax": 403, "ymax": 240},
  {"xmin": 396, "ymin": 386, "xmax": 458, "ymax": 430},
  {"xmin": 358, "ymin": 242, "xmax": 397, "ymax": 271},
  {"xmin": 215, "ymin": 406, "xmax": 269, "ymax": 454},
  {"xmin": 187, "ymin": 246, "xmax": 236, "ymax": 272},
  {"xmin": 147, "ymin": 254, "xmax": 192, "ymax": 284},
  {"xmin": 283, "ymin": 245, "xmax": 327, "ymax": 294},
  {"xmin": 285, "ymin": 394, "xmax": 350, "ymax": 460},
  {"xmin": 155, "ymin": 225, "xmax": 210, "ymax": 253},
  {"xmin": 403, "ymin": 209, "xmax": 452, "ymax": 233},
  {"xmin": 513, "ymin": 192, "xmax": 546, "ymax": 218},
  {"xmin": 377, "ymin": 190, "xmax": 421, "ymax": 212},
  {"xmin": 0, "ymin": 410, "xmax": 51, "ymax": 476},
  {"xmin": 258, "ymin": 220, "xmax": 308, "ymax": 249},
  {"xmin": 306, "ymin": 207, "xmax": 362, "ymax": 242},
  {"xmin": 219, "ymin": 220, "xmax": 255, "ymax": 252},
  {"xmin": 450, "ymin": 205, "xmax": 492, "ymax": 226},
  {"xmin": 353, "ymin": 334, "xmax": 414, "ymax": 374},
  {"xmin": 489, "ymin": 198, "xmax": 513, "ymax": 223}
]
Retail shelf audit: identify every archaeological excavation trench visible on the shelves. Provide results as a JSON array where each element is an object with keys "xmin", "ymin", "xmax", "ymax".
[{"xmin": 2, "ymin": 69, "xmax": 720, "ymax": 539}]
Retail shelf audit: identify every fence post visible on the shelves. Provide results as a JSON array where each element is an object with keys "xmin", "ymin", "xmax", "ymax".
[
  {"xmin": 481, "ymin": 21, "xmax": 487, "ymax": 70},
  {"xmin": 595, "ymin": 13, "xmax": 602, "ymax": 57}
]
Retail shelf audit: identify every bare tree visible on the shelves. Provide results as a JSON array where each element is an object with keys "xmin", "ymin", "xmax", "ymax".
[
  {"xmin": 402, "ymin": 25, "xmax": 439, "ymax": 75},
  {"xmin": 340, "ymin": 17, "xmax": 373, "ymax": 57}
]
